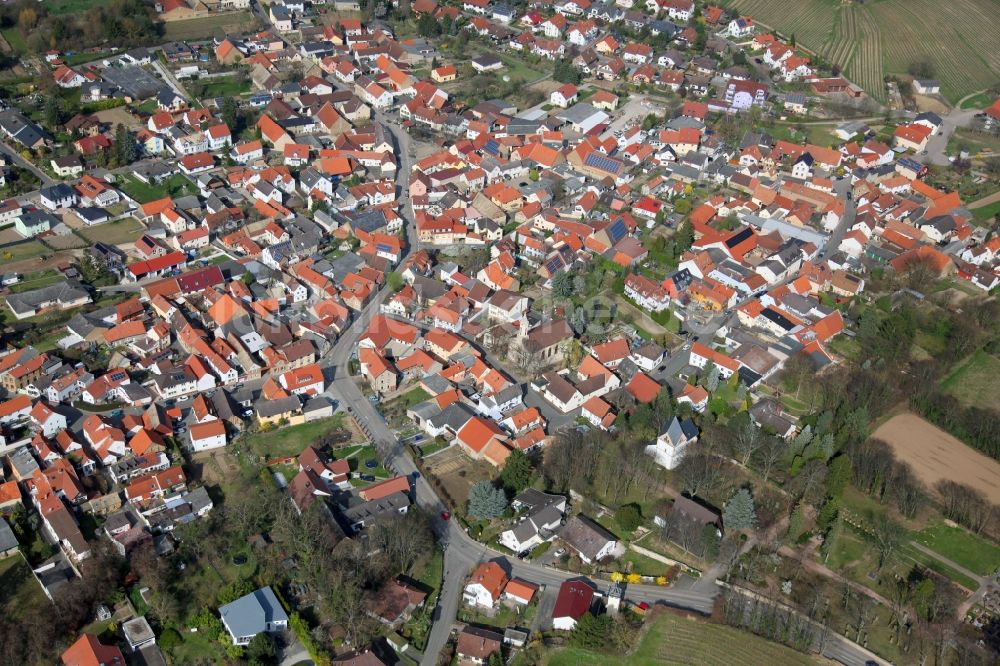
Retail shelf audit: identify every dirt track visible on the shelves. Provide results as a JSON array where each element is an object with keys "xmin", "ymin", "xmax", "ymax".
[{"xmin": 873, "ymin": 412, "xmax": 1000, "ymax": 503}]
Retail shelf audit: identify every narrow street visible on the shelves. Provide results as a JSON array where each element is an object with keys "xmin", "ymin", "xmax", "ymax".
[{"xmin": 0, "ymin": 139, "xmax": 54, "ymax": 186}]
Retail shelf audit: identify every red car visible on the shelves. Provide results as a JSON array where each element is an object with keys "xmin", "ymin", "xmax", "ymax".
[{"xmin": 440, "ymin": 511, "xmax": 451, "ymax": 521}]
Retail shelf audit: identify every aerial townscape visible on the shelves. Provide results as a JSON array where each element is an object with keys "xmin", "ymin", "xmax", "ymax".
[{"xmin": 0, "ymin": 0, "xmax": 999, "ymax": 665}]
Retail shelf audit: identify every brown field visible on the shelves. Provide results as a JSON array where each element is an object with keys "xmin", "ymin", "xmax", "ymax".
[
  {"xmin": 874, "ymin": 412, "xmax": 1000, "ymax": 503},
  {"xmin": 422, "ymin": 446, "xmax": 493, "ymax": 508}
]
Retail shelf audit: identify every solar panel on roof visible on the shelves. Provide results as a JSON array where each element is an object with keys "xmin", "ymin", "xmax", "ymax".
[
  {"xmin": 584, "ymin": 153, "xmax": 622, "ymax": 174},
  {"xmin": 376, "ymin": 243, "xmax": 393, "ymax": 252},
  {"xmin": 725, "ymin": 227, "xmax": 753, "ymax": 248},
  {"xmin": 484, "ymin": 139, "xmax": 500, "ymax": 155},
  {"xmin": 546, "ymin": 257, "xmax": 563, "ymax": 273},
  {"xmin": 607, "ymin": 218, "xmax": 627, "ymax": 243}
]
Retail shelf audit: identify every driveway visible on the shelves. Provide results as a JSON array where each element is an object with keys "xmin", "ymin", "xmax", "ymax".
[{"xmin": 923, "ymin": 106, "xmax": 980, "ymax": 166}]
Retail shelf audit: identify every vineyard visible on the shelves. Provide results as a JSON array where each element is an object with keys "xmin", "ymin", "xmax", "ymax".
[{"xmin": 720, "ymin": 0, "xmax": 1000, "ymax": 104}]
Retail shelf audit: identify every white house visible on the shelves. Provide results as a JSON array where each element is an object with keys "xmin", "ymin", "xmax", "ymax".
[
  {"xmin": 645, "ymin": 416, "xmax": 698, "ymax": 469},
  {"xmin": 188, "ymin": 420, "xmax": 227, "ymax": 452},
  {"xmin": 462, "ymin": 562, "xmax": 508, "ymax": 609}
]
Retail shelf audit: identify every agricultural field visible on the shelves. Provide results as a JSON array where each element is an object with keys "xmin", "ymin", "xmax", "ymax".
[
  {"xmin": 720, "ymin": 0, "xmax": 1000, "ymax": 103},
  {"xmin": 872, "ymin": 413, "xmax": 1000, "ymax": 503},
  {"xmin": 941, "ymin": 349, "xmax": 1000, "ymax": 411},
  {"xmin": 162, "ymin": 11, "xmax": 254, "ymax": 41},
  {"xmin": 545, "ymin": 610, "xmax": 824, "ymax": 666}
]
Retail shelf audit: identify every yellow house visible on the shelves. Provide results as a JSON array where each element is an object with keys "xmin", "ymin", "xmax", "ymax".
[
  {"xmin": 431, "ymin": 65, "xmax": 458, "ymax": 83},
  {"xmin": 256, "ymin": 396, "xmax": 304, "ymax": 428}
]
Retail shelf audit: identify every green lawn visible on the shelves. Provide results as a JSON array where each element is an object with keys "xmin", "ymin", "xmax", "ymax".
[
  {"xmin": 7, "ymin": 270, "xmax": 62, "ymax": 293},
  {"xmin": 195, "ymin": 75, "xmax": 251, "ymax": 99},
  {"xmin": 912, "ymin": 521, "xmax": 1000, "ymax": 577},
  {"xmin": 497, "ymin": 53, "xmax": 545, "ymax": 82},
  {"xmin": 971, "ymin": 200, "xmax": 1000, "ymax": 223},
  {"xmin": 244, "ymin": 416, "xmax": 349, "ymax": 459},
  {"xmin": 0, "ymin": 241, "xmax": 48, "ymax": 263},
  {"xmin": 621, "ymin": 550, "xmax": 674, "ymax": 578},
  {"xmin": 64, "ymin": 51, "xmax": 116, "ymax": 66},
  {"xmin": 45, "ymin": 0, "xmax": 109, "ymax": 14},
  {"xmin": 418, "ymin": 438, "xmax": 450, "ymax": 457},
  {"xmin": 940, "ymin": 349, "xmax": 1000, "ymax": 411},
  {"xmin": 545, "ymin": 611, "xmax": 823, "ymax": 665},
  {"xmin": 0, "ymin": 554, "xmax": 49, "ymax": 620},
  {"xmin": 119, "ymin": 173, "xmax": 198, "ymax": 204},
  {"xmin": 960, "ymin": 92, "xmax": 996, "ymax": 110},
  {"xmin": 396, "ymin": 386, "xmax": 431, "ymax": 409},
  {"xmin": 1, "ymin": 28, "xmax": 26, "ymax": 54},
  {"xmin": 78, "ymin": 218, "xmax": 146, "ymax": 246},
  {"xmin": 897, "ymin": 543, "xmax": 980, "ymax": 591},
  {"xmin": 348, "ymin": 444, "xmax": 390, "ymax": 478}
]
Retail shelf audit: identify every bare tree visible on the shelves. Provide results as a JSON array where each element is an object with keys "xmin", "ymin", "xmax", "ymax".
[
  {"xmin": 753, "ymin": 435, "xmax": 785, "ymax": 483},
  {"xmin": 675, "ymin": 450, "xmax": 726, "ymax": 497},
  {"xmin": 661, "ymin": 511, "xmax": 704, "ymax": 556},
  {"xmin": 869, "ymin": 513, "xmax": 906, "ymax": 572},
  {"xmin": 731, "ymin": 419, "xmax": 764, "ymax": 466},
  {"xmin": 889, "ymin": 462, "xmax": 925, "ymax": 519}
]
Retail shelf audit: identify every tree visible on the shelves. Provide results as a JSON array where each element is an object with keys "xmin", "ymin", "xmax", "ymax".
[
  {"xmin": 247, "ymin": 633, "xmax": 275, "ymax": 663},
  {"xmin": 701, "ymin": 523, "xmax": 721, "ymax": 560},
  {"xmin": 675, "ymin": 450, "xmax": 726, "ymax": 497},
  {"xmin": 114, "ymin": 123, "xmax": 138, "ymax": 165},
  {"xmin": 786, "ymin": 502, "xmax": 806, "ymax": 540},
  {"xmin": 220, "ymin": 96, "xmax": 243, "ymax": 135},
  {"xmin": 824, "ymin": 454, "xmax": 852, "ymax": 499},
  {"xmin": 468, "ymin": 480, "xmax": 507, "ymax": 519},
  {"xmin": 907, "ymin": 59, "xmax": 935, "ymax": 79},
  {"xmin": 722, "ymin": 488, "xmax": 756, "ymax": 531},
  {"xmin": 569, "ymin": 612, "xmax": 609, "ymax": 647},
  {"xmin": 731, "ymin": 420, "xmax": 764, "ymax": 466},
  {"xmin": 615, "ymin": 503, "xmax": 642, "ymax": 532},
  {"xmin": 868, "ymin": 513, "xmax": 905, "ymax": 571},
  {"xmin": 386, "ymin": 271, "xmax": 404, "ymax": 292},
  {"xmin": 705, "ymin": 365, "xmax": 720, "ymax": 392},
  {"xmin": 551, "ymin": 270, "xmax": 575, "ymax": 297},
  {"xmin": 499, "ymin": 449, "xmax": 533, "ymax": 495}
]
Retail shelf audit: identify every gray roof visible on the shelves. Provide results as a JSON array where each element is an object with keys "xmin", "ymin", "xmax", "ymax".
[
  {"xmin": 256, "ymin": 396, "xmax": 302, "ymax": 418},
  {"xmin": 427, "ymin": 402, "xmax": 475, "ymax": 432},
  {"xmin": 559, "ymin": 515, "xmax": 616, "ymax": 561},
  {"xmin": 219, "ymin": 586, "xmax": 289, "ymax": 638},
  {"xmin": 341, "ymin": 491, "xmax": 410, "ymax": 528},
  {"xmin": 555, "ymin": 103, "xmax": 605, "ymax": 126},
  {"xmin": 186, "ymin": 486, "xmax": 213, "ymax": 514},
  {"xmin": 7, "ymin": 280, "xmax": 87, "ymax": 314},
  {"xmin": 0, "ymin": 518, "xmax": 18, "ymax": 553},
  {"xmin": 661, "ymin": 417, "xmax": 698, "ymax": 445},
  {"xmin": 670, "ymin": 495, "xmax": 721, "ymax": 527}
]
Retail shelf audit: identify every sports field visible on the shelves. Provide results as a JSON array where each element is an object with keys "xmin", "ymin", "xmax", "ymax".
[{"xmin": 720, "ymin": 0, "xmax": 1000, "ymax": 104}]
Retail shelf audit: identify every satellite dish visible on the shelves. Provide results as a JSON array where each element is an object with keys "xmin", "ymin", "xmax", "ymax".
[{"xmin": 502, "ymin": 74, "xmax": 511, "ymax": 83}]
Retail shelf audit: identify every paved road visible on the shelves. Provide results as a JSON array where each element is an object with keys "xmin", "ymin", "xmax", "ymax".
[
  {"xmin": 924, "ymin": 106, "xmax": 980, "ymax": 166},
  {"xmin": 150, "ymin": 59, "xmax": 192, "ymax": 103},
  {"xmin": 0, "ymin": 139, "xmax": 54, "ymax": 186}
]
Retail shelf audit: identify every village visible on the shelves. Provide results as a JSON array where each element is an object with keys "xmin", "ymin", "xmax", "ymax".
[{"xmin": 0, "ymin": 0, "xmax": 998, "ymax": 664}]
